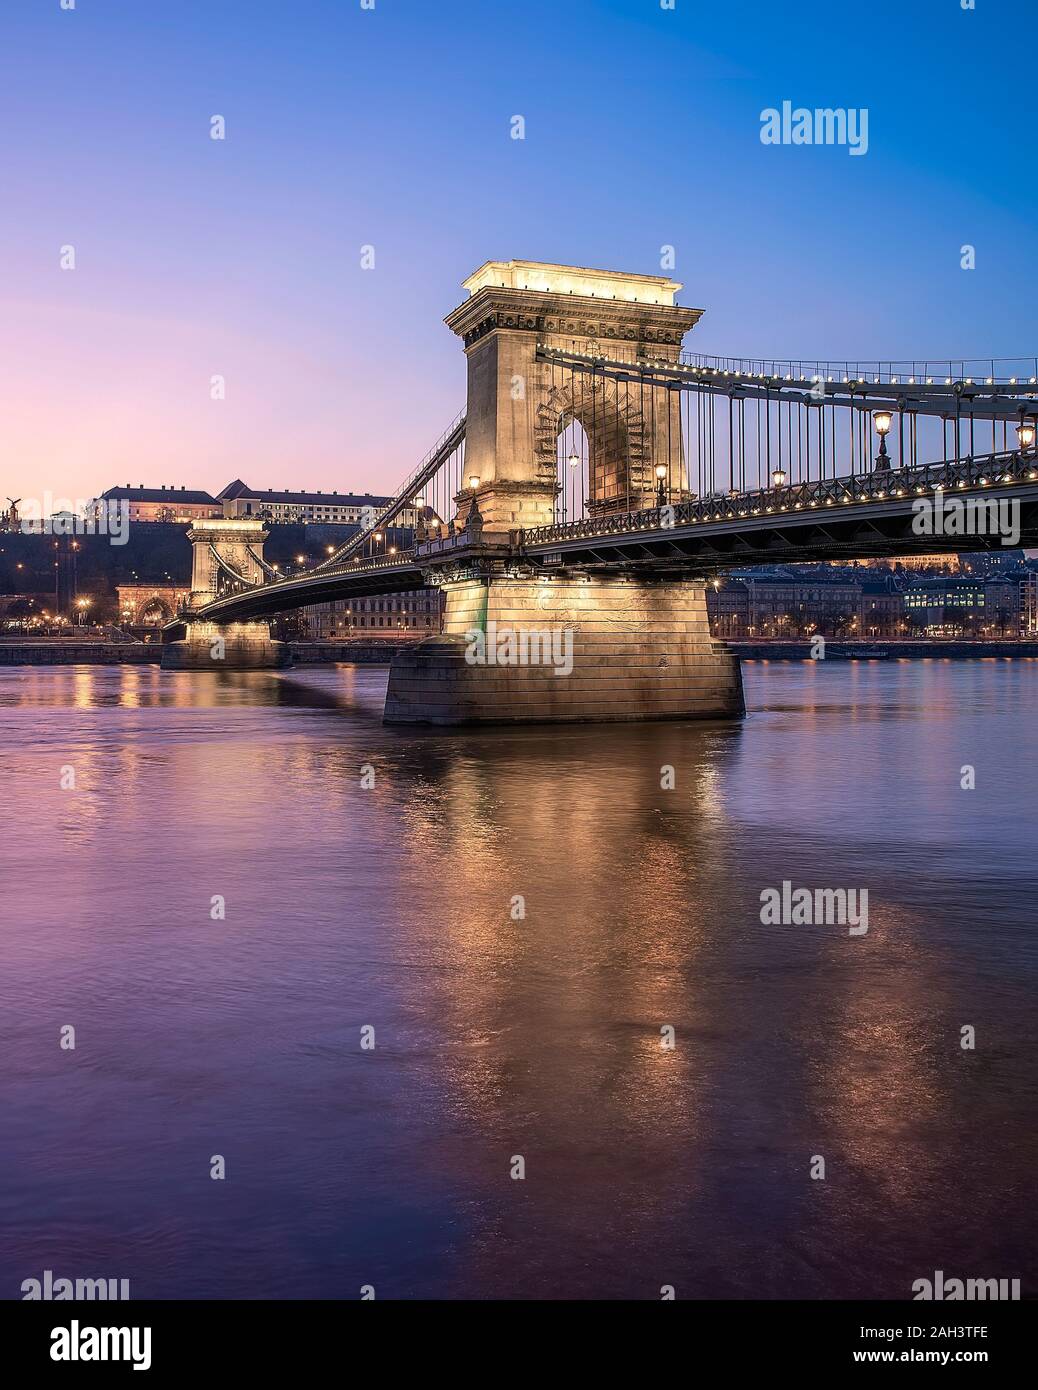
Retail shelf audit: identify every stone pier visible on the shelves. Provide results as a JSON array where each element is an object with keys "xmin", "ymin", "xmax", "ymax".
[
  {"xmin": 384, "ymin": 572, "xmax": 743, "ymax": 724},
  {"xmin": 161, "ymin": 621, "xmax": 289, "ymax": 670}
]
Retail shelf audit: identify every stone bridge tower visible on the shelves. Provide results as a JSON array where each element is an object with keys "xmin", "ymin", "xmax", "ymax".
[
  {"xmin": 444, "ymin": 260, "xmax": 702, "ymax": 533},
  {"xmin": 384, "ymin": 260, "xmax": 744, "ymax": 725}
]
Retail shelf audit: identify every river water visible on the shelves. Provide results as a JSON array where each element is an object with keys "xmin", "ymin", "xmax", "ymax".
[{"xmin": 1, "ymin": 659, "xmax": 1035, "ymax": 1300}]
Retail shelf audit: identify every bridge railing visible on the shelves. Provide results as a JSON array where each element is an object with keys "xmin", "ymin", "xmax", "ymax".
[
  {"xmin": 679, "ymin": 353, "xmax": 1038, "ymax": 388},
  {"xmin": 248, "ymin": 547, "xmax": 420, "ymax": 591},
  {"xmin": 519, "ymin": 448, "xmax": 1036, "ymax": 547},
  {"xmin": 174, "ymin": 545, "xmax": 425, "ymax": 620},
  {"xmin": 299, "ymin": 549, "xmax": 419, "ymax": 579}
]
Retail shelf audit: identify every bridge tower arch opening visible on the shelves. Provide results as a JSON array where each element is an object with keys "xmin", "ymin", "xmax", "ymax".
[
  {"xmin": 544, "ymin": 378, "xmax": 645, "ymax": 521},
  {"xmin": 138, "ymin": 596, "xmax": 174, "ymax": 626},
  {"xmin": 554, "ymin": 409, "xmax": 590, "ymax": 523}
]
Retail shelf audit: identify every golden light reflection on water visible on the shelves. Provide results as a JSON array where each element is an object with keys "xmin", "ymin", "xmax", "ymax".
[{"xmin": 372, "ymin": 724, "xmax": 742, "ymax": 1279}]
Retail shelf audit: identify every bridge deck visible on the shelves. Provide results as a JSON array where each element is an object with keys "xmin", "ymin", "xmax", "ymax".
[{"xmin": 180, "ymin": 449, "xmax": 1038, "ymax": 627}]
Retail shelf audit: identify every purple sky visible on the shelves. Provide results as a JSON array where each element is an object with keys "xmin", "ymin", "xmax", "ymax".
[{"xmin": 3, "ymin": 0, "xmax": 1034, "ymax": 506}]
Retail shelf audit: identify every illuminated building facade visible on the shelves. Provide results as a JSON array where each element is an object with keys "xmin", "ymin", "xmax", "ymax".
[{"xmin": 303, "ymin": 590, "xmax": 444, "ymax": 639}]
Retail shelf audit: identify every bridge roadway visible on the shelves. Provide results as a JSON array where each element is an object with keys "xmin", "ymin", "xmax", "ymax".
[{"xmin": 180, "ymin": 448, "xmax": 1038, "ymax": 628}]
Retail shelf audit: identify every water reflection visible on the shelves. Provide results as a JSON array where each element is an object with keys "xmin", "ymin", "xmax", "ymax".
[{"xmin": 0, "ymin": 661, "xmax": 1035, "ymax": 1298}]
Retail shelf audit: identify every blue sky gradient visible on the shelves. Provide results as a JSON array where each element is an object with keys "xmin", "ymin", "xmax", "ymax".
[{"xmin": 3, "ymin": 0, "xmax": 1034, "ymax": 499}]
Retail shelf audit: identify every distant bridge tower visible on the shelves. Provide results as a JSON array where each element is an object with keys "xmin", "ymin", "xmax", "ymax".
[
  {"xmin": 186, "ymin": 517, "xmax": 270, "ymax": 607},
  {"xmin": 444, "ymin": 260, "xmax": 702, "ymax": 532},
  {"xmin": 162, "ymin": 517, "xmax": 289, "ymax": 669}
]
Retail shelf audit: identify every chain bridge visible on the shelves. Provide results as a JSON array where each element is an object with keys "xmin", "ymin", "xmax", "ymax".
[{"xmin": 163, "ymin": 261, "xmax": 1038, "ymax": 723}]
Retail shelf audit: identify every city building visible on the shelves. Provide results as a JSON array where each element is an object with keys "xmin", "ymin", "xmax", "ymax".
[
  {"xmin": 902, "ymin": 576, "xmax": 1020, "ymax": 637},
  {"xmin": 1022, "ymin": 572, "xmax": 1038, "ymax": 635},
  {"xmin": 973, "ymin": 548, "xmax": 1026, "ymax": 571},
  {"xmin": 859, "ymin": 577, "xmax": 906, "ymax": 638},
  {"xmin": 302, "ymin": 590, "xmax": 444, "ymax": 639},
  {"xmin": 218, "ymin": 480, "xmax": 417, "ymax": 529},
  {"xmin": 706, "ymin": 565, "xmax": 1030, "ymax": 640},
  {"xmin": 834, "ymin": 554, "xmax": 962, "ymax": 574},
  {"xmin": 707, "ymin": 570, "xmax": 872, "ymax": 639},
  {"xmin": 91, "ymin": 481, "xmax": 419, "ymax": 529},
  {"xmin": 94, "ymin": 485, "xmax": 222, "ymax": 522},
  {"xmin": 116, "ymin": 583, "xmax": 191, "ymax": 627}
]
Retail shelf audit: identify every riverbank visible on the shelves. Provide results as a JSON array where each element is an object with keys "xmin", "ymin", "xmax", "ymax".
[
  {"xmin": 0, "ymin": 641, "xmax": 160, "ymax": 665},
  {"xmin": 730, "ymin": 639, "xmax": 1038, "ymax": 659},
  {"xmin": 0, "ymin": 638, "xmax": 416, "ymax": 665},
  {"xmin": 2, "ymin": 636, "xmax": 1037, "ymax": 665}
]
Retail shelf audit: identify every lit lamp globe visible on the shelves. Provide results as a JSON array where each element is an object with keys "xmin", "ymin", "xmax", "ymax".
[
  {"xmin": 1017, "ymin": 421, "xmax": 1036, "ymax": 452},
  {"xmin": 771, "ymin": 466, "xmax": 787, "ymax": 488},
  {"xmin": 463, "ymin": 476, "xmax": 483, "ymax": 530},
  {"xmin": 567, "ymin": 452, "xmax": 580, "ymax": 468}
]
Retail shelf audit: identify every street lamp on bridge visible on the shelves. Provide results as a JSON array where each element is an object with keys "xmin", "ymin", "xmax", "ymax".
[
  {"xmin": 771, "ymin": 465, "xmax": 787, "ymax": 488},
  {"xmin": 466, "ymin": 475, "xmax": 483, "ymax": 531},
  {"xmin": 1016, "ymin": 420, "xmax": 1036, "ymax": 453},
  {"xmin": 655, "ymin": 464, "xmax": 667, "ymax": 506},
  {"xmin": 874, "ymin": 410, "xmax": 893, "ymax": 470}
]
